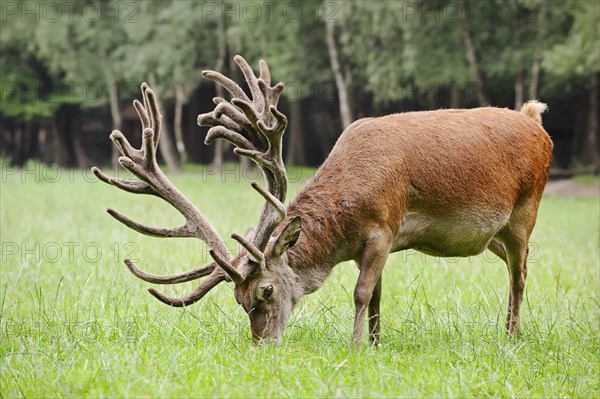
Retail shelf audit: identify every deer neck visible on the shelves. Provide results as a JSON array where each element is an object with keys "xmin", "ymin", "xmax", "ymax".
[{"xmin": 284, "ymin": 185, "xmax": 356, "ymax": 295}]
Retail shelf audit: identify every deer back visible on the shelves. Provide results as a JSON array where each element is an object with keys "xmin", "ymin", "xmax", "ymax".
[{"xmin": 285, "ymin": 106, "xmax": 553, "ymax": 266}]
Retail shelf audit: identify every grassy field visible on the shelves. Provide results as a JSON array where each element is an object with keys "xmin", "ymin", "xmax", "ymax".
[{"xmin": 1, "ymin": 163, "xmax": 599, "ymax": 398}]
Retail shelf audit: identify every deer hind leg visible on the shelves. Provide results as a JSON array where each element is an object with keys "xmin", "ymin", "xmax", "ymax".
[
  {"xmin": 489, "ymin": 237, "xmax": 522, "ymax": 333},
  {"xmin": 503, "ymin": 236, "xmax": 529, "ymax": 336},
  {"xmin": 496, "ymin": 198, "xmax": 539, "ymax": 336},
  {"xmin": 353, "ymin": 230, "xmax": 392, "ymax": 347}
]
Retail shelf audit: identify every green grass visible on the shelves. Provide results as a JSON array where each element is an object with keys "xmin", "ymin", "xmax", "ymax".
[{"xmin": 1, "ymin": 162, "xmax": 599, "ymax": 398}]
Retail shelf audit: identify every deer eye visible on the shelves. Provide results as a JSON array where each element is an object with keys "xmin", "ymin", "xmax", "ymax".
[{"xmin": 257, "ymin": 285, "xmax": 274, "ymax": 301}]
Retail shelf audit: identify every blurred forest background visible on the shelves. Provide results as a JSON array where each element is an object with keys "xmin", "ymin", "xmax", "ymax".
[{"xmin": 1, "ymin": 0, "xmax": 598, "ymax": 172}]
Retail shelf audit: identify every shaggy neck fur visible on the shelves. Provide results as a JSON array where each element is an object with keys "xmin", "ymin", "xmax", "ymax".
[{"xmin": 282, "ymin": 175, "xmax": 359, "ymax": 295}]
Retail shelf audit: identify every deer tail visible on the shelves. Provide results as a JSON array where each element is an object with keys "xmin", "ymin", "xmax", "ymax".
[{"xmin": 520, "ymin": 100, "xmax": 548, "ymax": 126}]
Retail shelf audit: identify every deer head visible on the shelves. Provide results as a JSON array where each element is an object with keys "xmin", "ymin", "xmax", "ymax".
[{"xmin": 92, "ymin": 56, "xmax": 299, "ymax": 342}]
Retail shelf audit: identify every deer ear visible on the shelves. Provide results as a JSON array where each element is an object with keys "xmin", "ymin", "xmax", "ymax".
[{"xmin": 273, "ymin": 216, "xmax": 301, "ymax": 256}]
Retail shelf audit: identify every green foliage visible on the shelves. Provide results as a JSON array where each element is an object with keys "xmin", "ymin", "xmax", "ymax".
[
  {"xmin": 336, "ymin": 1, "xmax": 413, "ymax": 105},
  {"xmin": 1, "ymin": 0, "xmax": 597, "ymax": 119},
  {"xmin": 121, "ymin": 1, "xmax": 220, "ymax": 99},
  {"xmin": 0, "ymin": 3, "xmax": 67, "ymax": 119},
  {"xmin": 1, "ymin": 169, "xmax": 599, "ymax": 397},
  {"xmin": 232, "ymin": 0, "xmax": 332, "ymax": 100},
  {"xmin": 401, "ymin": 1, "xmax": 471, "ymax": 105},
  {"xmin": 33, "ymin": 0, "xmax": 129, "ymax": 106},
  {"xmin": 544, "ymin": 0, "xmax": 600, "ymax": 77},
  {"xmin": 0, "ymin": 55, "xmax": 66, "ymax": 119}
]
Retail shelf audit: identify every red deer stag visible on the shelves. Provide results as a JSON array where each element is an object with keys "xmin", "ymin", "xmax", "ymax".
[{"xmin": 92, "ymin": 56, "xmax": 553, "ymax": 346}]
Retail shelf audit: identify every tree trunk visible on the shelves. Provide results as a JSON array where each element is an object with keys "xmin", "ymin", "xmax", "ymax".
[
  {"xmin": 572, "ymin": 95, "xmax": 586, "ymax": 168},
  {"xmin": 108, "ymin": 83, "xmax": 122, "ymax": 168},
  {"xmin": 37, "ymin": 123, "xmax": 49, "ymax": 163},
  {"xmin": 285, "ymin": 99, "xmax": 306, "ymax": 165},
  {"xmin": 211, "ymin": 14, "xmax": 228, "ymax": 168},
  {"xmin": 173, "ymin": 84, "xmax": 188, "ymax": 164},
  {"xmin": 149, "ymin": 74, "xmax": 181, "ymax": 173},
  {"xmin": 450, "ymin": 84, "xmax": 461, "ymax": 108},
  {"xmin": 529, "ymin": 1, "xmax": 547, "ymax": 100},
  {"xmin": 70, "ymin": 105, "xmax": 88, "ymax": 168},
  {"xmin": 529, "ymin": 58, "xmax": 541, "ymax": 101},
  {"xmin": 510, "ymin": 0, "xmax": 524, "ymax": 109},
  {"xmin": 52, "ymin": 108, "xmax": 70, "ymax": 165},
  {"xmin": 586, "ymin": 72, "xmax": 599, "ymax": 172},
  {"xmin": 515, "ymin": 70, "xmax": 524, "ymax": 110},
  {"xmin": 458, "ymin": 0, "xmax": 489, "ymax": 106},
  {"xmin": 325, "ymin": 22, "xmax": 353, "ymax": 128},
  {"xmin": 11, "ymin": 122, "xmax": 23, "ymax": 166}
]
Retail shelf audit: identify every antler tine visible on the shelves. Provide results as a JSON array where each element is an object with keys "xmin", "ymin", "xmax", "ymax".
[
  {"xmin": 250, "ymin": 182, "xmax": 286, "ymax": 221},
  {"xmin": 106, "ymin": 208, "xmax": 195, "ymax": 238},
  {"xmin": 198, "ymin": 103, "xmax": 267, "ymax": 152},
  {"xmin": 258, "ymin": 59, "xmax": 271, "ymax": 86},
  {"xmin": 109, "ymin": 129, "xmax": 142, "ymax": 162},
  {"xmin": 141, "ymin": 83, "xmax": 161, "ymax": 148},
  {"xmin": 205, "ymin": 126, "xmax": 253, "ymax": 150},
  {"xmin": 148, "ymin": 270, "xmax": 227, "ymax": 307},
  {"xmin": 201, "ymin": 70, "xmax": 250, "ymax": 102},
  {"xmin": 234, "ymin": 55, "xmax": 264, "ymax": 112},
  {"xmin": 92, "ymin": 83, "xmax": 232, "ymax": 302},
  {"xmin": 124, "ymin": 259, "xmax": 216, "ymax": 284},
  {"xmin": 257, "ymin": 81, "xmax": 285, "ymax": 129},
  {"xmin": 199, "ymin": 106, "xmax": 253, "ymax": 141},
  {"xmin": 213, "ymin": 101, "xmax": 257, "ymax": 134},
  {"xmin": 133, "ymin": 99, "xmax": 150, "ymax": 130},
  {"xmin": 231, "ymin": 233, "xmax": 264, "ymax": 264},
  {"xmin": 92, "ymin": 167, "xmax": 156, "ymax": 195},
  {"xmin": 209, "ymin": 250, "xmax": 245, "ymax": 284}
]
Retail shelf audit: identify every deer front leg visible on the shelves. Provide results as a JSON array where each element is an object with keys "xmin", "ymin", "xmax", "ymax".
[{"xmin": 352, "ymin": 230, "xmax": 392, "ymax": 347}]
